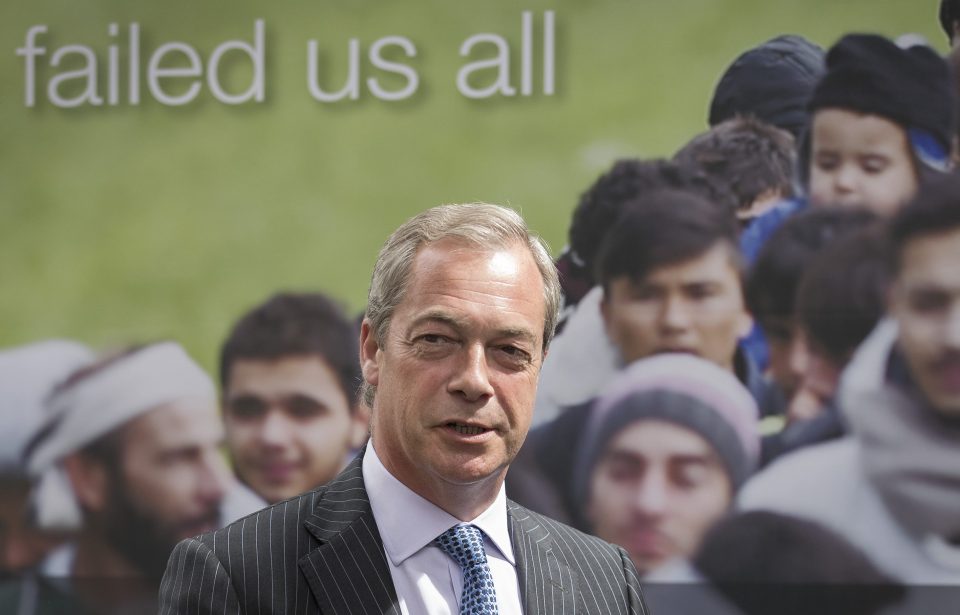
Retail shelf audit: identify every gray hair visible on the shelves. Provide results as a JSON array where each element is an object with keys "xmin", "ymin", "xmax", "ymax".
[{"xmin": 362, "ymin": 203, "xmax": 561, "ymax": 407}]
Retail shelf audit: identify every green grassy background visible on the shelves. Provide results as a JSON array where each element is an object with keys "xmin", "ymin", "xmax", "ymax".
[{"xmin": 0, "ymin": 0, "xmax": 946, "ymax": 372}]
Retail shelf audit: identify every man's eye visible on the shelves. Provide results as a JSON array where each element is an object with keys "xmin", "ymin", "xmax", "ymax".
[
  {"xmin": 229, "ymin": 397, "xmax": 266, "ymax": 419},
  {"xmin": 909, "ymin": 291, "xmax": 949, "ymax": 314},
  {"xmin": 686, "ymin": 284, "xmax": 718, "ymax": 301},
  {"xmin": 496, "ymin": 345, "xmax": 532, "ymax": 366},
  {"xmin": 814, "ymin": 154, "xmax": 838, "ymax": 171},
  {"xmin": 671, "ymin": 463, "xmax": 708, "ymax": 489},
  {"xmin": 286, "ymin": 395, "xmax": 324, "ymax": 419},
  {"xmin": 418, "ymin": 334, "xmax": 452, "ymax": 345}
]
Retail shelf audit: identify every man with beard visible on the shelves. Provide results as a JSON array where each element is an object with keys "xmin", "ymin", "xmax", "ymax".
[{"xmin": 23, "ymin": 342, "xmax": 236, "ymax": 613}]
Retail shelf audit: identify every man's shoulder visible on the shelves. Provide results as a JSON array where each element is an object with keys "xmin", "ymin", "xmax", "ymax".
[
  {"xmin": 194, "ymin": 487, "xmax": 326, "ymax": 550},
  {"xmin": 196, "ymin": 457, "xmax": 369, "ymax": 550},
  {"xmin": 507, "ymin": 499, "xmax": 627, "ymax": 562}
]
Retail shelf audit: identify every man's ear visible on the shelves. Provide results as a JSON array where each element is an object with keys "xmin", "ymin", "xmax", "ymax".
[
  {"xmin": 62, "ymin": 454, "xmax": 109, "ymax": 514},
  {"xmin": 359, "ymin": 319, "xmax": 382, "ymax": 388}
]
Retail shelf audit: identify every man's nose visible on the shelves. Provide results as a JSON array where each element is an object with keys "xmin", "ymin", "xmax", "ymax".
[
  {"xmin": 258, "ymin": 410, "xmax": 293, "ymax": 447},
  {"xmin": 659, "ymin": 295, "xmax": 692, "ymax": 332},
  {"xmin": 632, "ymin": 472, "xmax": 669, "ymax": 517},
  {"xmin": 448, "ymin": 344, "xmax": 495, "ymax": 402}
]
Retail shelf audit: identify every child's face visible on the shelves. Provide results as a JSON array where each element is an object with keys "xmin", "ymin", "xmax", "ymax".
[{"xmin": 809, "ymin": 109, "xmax": 918, "ymax": 216}]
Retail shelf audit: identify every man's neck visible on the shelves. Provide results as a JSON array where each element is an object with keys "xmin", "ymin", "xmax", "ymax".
[{"xmin": 372, "ymin": 442, "xmax": 505, "ymax": 521}]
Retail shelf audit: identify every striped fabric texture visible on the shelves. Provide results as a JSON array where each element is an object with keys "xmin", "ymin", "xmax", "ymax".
[{"xmin": 158, "ymin": 453, "xmax": 649, "ymax": 615}]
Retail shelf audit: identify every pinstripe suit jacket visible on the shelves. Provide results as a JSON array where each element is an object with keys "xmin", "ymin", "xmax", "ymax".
[{"xmin": 159, "ymin": 453, "xmax": 649, "ymax": 614}]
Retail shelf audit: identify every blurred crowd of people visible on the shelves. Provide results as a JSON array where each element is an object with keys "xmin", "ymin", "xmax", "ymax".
[{"xmin": 6, "ymin": 5, "xmax": 960, "ymax": 614}]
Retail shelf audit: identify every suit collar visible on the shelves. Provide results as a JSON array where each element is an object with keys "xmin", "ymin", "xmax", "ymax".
[
  {"xmin": 299, "ymin": 451, "xmax": 401, "ymax": 615},
  {"xmin": 298, "ymin": 452, "xmax": 580, "ymax": 615},
  {"xmin": 508, "ymin": 501, "xmax": 581, "ymax": 614}
]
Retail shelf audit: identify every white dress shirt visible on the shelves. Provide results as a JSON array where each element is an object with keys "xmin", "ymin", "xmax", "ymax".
[{"xmin": 363, "ymin": 441, "xmax": 524, "ymax": 614}]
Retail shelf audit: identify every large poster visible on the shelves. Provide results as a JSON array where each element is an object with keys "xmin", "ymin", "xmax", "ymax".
[{"xmin": 2, "ymin": 0, "xmax": 935, "ymax": 364}]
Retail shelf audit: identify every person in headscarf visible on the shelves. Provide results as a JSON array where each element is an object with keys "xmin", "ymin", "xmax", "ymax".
[{"xmin": 0, "ymin": 340, "xmax": 93, "ymax": 578}]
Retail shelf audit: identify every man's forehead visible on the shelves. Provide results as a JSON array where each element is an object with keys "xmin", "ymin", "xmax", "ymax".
[
  {"xmin": 626, "ymin": 244, "xmax": 742, "ymax": 286},
  {"xmin": 124, "ymin": 398, "xmax": 223, "ymax": 447},
  {"xmin": 605, "ymin": 419, "xmax": 719, "ymax": 460},
  {"xmin": 899, "ymin": 228, "xmax": 960, "ymax": 282}
]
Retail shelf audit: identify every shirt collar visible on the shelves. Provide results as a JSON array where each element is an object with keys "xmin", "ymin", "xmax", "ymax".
[{"xmin": 362, "ymin": 440, "xmax": 515, "ymax": 567}]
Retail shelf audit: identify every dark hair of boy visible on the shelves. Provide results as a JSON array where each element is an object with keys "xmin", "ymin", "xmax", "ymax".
[
  {"xmin": 595, "ymin": 189, "xmax": 739, "ymax": 291},
  {"xmin": 796, "ymin": 227, "xmax": 889, "ymax": 365},
  {"xmin": 800, "ymin": 33, "xmax": 956, "ymax": 191},
  {"xmin": 674, "ymin": 116, "xmax": 796, "ymax": 215},
  {"xmin": 746, "ymin": 208, "xmax": 878, "ymax": 337},
  {"xmin": 567, "ymin": 159, "xmax": 736, "ymax": 286},
  {"xmin": 888, "ymin": 171, "xmax": 960, "ymax": 273},
  {"xmin": 694, "ymin": 511, "xmax": 904, "ymax": 615},
  {"xmin": 219, "ymin": 292, "xmax": 361, "ymax": 406},
  {"xmin": 941, "ymin": 0, "xmax": 960, "ymax": 43}
]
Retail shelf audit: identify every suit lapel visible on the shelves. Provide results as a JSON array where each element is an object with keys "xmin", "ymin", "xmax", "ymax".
[
  {"xmin": 298, "ymin": 454, "xmax": 401, "ymax": 615},
  {"xmin": 508, "ymin": 501, "xmax": 580, "ymax": 615}
]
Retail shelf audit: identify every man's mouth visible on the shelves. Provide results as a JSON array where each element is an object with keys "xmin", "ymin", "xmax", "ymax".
[{"xmin": 445, "ymin": 422, "xmax": 492, "ymax": 436}]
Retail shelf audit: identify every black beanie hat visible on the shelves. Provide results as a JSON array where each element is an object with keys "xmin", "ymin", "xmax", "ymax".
[
  {"xmin": 709, "ymin": 35, "xmax": 825, "ymax": 138},
  {"xmin": 809, "ymin": 33, "xmax": 955, "ymax": 154}
]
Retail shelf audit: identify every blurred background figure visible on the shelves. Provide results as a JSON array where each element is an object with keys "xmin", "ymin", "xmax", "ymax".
[
  {"xmin": 688, "ymin": 511, "xmax": 904, "ymax": 615},
  {"xmin": 22, "ymin": 342, "xmax": 242, "ymax": 612},
  {"xmin": 536, "ymin": 158, "xmax": 736, "ymax": 426},
  {"xmin": 510, "ymin": 189, "xmax": 772, "ymax": 526},
  {"xmin": 939, "ymin": 0, "xmax": 960, "ymax": 165},
  {"xmin": 708, "ymin": 34, "xmax": 825, "ymax": 140},
  {"xmin": 803, "ymin": 34, "xmax": 955, "ymax": 215},
  {"xmin": 576, "ymin": 354, "xmax": 759, "ymax": 577},
  {"xmin": 773, "ymin": 227, "xmax": 888, "ymax": 448},
  {"xmin": 740, "ymin": 174, "xmax": 960, "ymax": 584},
  {"xmin": 220, "ymin": 292, "xmax": 368, "ymax": 504},
  {"xmin": 674, "ymin": 116, "xmax": 796, "ymax": 228},
  {"xmin": 0, "ymin": 341, "xmax": 93, "ymax": 579}
]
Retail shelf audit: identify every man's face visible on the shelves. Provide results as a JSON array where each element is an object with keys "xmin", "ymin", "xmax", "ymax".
[
  {"xmin": 360, "ymin": 239, "xmax": 546, "ymax": 505},
  {"xmin": 601, "ymin": 243, "xmax": 752, "ymax": 371},
  {"xmin": 101, "ymin": 399, "xmax": 231, "ymax": 576},
  {"xmin": 224, "ymin": 356, "xmax": 367, "ymax": 503},
  {"xmin": 809, "ymin": 109, "xmax": 918, "ymax": 217},
  {"xmin": 586, "ymin": 420, "xmax": 732, "ymax": 576},
  {"xmin": 890, "ymin": 227, "xmax": 960, "ymax": 416}
]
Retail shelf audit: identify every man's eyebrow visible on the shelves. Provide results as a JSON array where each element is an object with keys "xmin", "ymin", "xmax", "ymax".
[
  {"xmin": 669, "ymin": 453, "xmax": 719, "ymax": 467},
  {"xmin": 492, "ymin": 326, "xmax": 539, "ymax": 345},
  {"xmin": 408, "ymin": 310, "xmax": 468, "ymax": 332},
  {"xmin": 407, "ymin": 311, "xmax": 539, "ymax": 345}
]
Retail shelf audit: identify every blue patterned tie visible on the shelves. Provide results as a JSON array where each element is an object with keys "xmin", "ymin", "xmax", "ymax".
[{"xmin": 435, "ymin": 524, "xmax": 500, "ymax": 614}]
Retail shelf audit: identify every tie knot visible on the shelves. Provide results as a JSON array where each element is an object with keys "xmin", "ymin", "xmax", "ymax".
[{"xmin": 435, "ymin": 524, "xmax": 488, "ymax": 570}]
